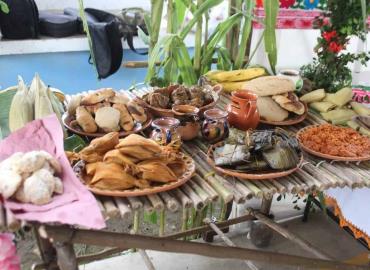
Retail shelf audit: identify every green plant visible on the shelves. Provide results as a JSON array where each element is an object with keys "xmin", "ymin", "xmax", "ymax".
[
  {"xmin": 0, "ymin": 0, "xmax": 9, "ymax": 13},
  {"xmin": 301, "ymin": 0, "xmax": 370, "ymax": 92}
]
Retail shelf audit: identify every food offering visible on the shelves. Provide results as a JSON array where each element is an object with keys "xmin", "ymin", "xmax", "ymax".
[
  {"xmin": 75, "ymin": 132, "xmax": 195, "ymax": 196},
  {"xmin": 140, "ymin": 84, "xmax": 221, "ymax": 117},
  {"xmin": 243, "ymin": 76, "xmax": 307, "ymax": 125},
  {"xmin": 297, "ymin": 124, "xmax": 370, "ymax": 161},
  {"xmin": 204, "ymin": 67, "xmax": 266, "ymax": 93},
  {"xmin": 0, "ymin": 151, "xmax": 63, "ymax": 205},
  {"xmin": 63, "ymin": 88, "xmax": 152, "ymax": 137},
  {"xmin": 207, "ymin": 128, "xmax": 303, "ymax": 180},
  {"xmin": 172, "ymin": 105, "xmax": 200, "ymax": 141},
  {"xmin": 201, "ymin": 108, "xmax": 229, "ymax": 144},
  {"xmin": 300, "ymin": 87, "xmax": 370, "ymax": 135}
]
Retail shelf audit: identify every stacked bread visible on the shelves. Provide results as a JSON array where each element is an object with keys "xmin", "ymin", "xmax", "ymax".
[{"xmin": 245, "ymin": 76, "xmax": 305, "ymax": 122}]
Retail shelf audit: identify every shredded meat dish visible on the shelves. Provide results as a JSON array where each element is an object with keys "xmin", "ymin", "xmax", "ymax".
[{"xmin": 299, "ymin": 124, "xmax": 370, "ymax": 157}]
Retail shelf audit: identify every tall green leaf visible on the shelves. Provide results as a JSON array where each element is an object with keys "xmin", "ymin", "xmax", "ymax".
[
  {"xmin": 264, "ymin": 0, "xmax": 279, "ymax": 74},
  {"xmin": 201, "ymin": 13, "xmax": 243, "ymax": 74},
  {"xmin": 179, "ymin": 0, "xmax": 223, "ymax": 40},
  {"xmin": 216, "ymin": 47, "xmax": 233, "ymax": 71},
  {"xmin": 175, "ymin": 0, "xmax": 187, "ymax": 29},
  {"xmin": 360, "ymin": 0, "xmax": 367, "ymax": 33},
  {"xmin": 234, "ymin": 0, "xmax": 255, "ymax": 69},
  {"xmin": 149, "ymin": 0, "xmax": 165, "ymax": 55}
]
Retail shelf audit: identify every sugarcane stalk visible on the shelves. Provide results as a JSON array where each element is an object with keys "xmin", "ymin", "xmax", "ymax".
[
  {"xmin": 234, "ymin": 0, "xmax": 255, "ymax": 69},
  {"xmin": 181, "ymin": 207, "xmax": 188, "ymax": 240},
  {"xmin": 194, "ymin": 0, "xmax": 203, "ymax": 76},
  {"xmin": 149, "ymin": 0, "xmax": 164, "ymax": 56},
  {"xmin": 159, "ymin": 209, "xmax": 165, "ymax": 237},
  {"xmin": 218, "ymin": 199, "xmax": 227, "ymax": 221}
]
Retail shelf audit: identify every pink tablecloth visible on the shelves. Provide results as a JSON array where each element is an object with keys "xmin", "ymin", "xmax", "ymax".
[{"xmin": 0, "ymin": 115, "xmax": 105, "ymax": 229}]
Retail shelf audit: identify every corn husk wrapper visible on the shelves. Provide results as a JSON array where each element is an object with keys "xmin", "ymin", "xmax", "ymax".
[
  {"xmin": 8, "ymin": 76, "xmax": 34, "ymax": 132},
  {"xmin": 350, "ymin": 102, "xmax": 370, "ymax": 116},
  {"xmin": 138, "ymin": 160, "xmax": 177, "ymax": 183},
  {"xmin": 90, "ymin": 132, "xmax": 119, "ymax": 154},
  {"xmin": 91, "ymin": 162, "xmax": 136, "ymax": 190},
  {"xmin": 86, "ymin": 162, "xmax": 102, "ymax": 175},
  {"xmin": 300, "ymin": 89, "xmax": 326, "ymax": 103},
  {"xmin": 309, "ymin": 101, "xmax": 336, "ymax": 113},
  {"xmin": 116, "ymin": 134, "xmax": 162, "ymax": 160},
  {"xmin": 324, "ymin": 87, "xmax": 353, "ymax": 107},
  {"xmin": 32, "ymin": 74, "xmax": 54, "ymax": 119},
  {"xmin": 321, "ymin": 109, "xmax": 357, "ymax": 123}
]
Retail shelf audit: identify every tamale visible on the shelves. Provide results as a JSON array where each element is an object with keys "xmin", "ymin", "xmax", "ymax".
[
  {"xmin": 299, "ymin": 89, "xmax": 325, "ymax": 103},
  {"xmin": 262, "ymin": 141, "xmax": 299, "ymax": 170},
  {"xmin": 309, "ymin": 101, "xmax": 336, "ymax": 113},
  {"xmin": 137, "ymin": 161, "xmax": 177, "ymax": 183},
  {"xmin": 324, "ymin": 87, "xmax": 353, "ymax": 107},
  {"xmin": 86, "ymin": 162, "xmax": 102, "ymax": 175},
  {"xmin": 91, "ymin": 162, "xmax": 136, "ymax": 190},
  {"xmin": 214, "ymin": 144, "xmax": 250, "ymax": 167},
  {"xmin": 103, "ymin": 149, "xmax": 138, "ymax": 165},
  {"xmin": 321, "ymin": 109, "xmax": 356, "ymax": 123},
  {"xmin": 90, "ymin": 132, "xmax": 119, "ymax": 154}
]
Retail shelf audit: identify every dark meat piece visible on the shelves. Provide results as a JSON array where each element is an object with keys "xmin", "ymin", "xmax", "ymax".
[
  {"xmin": 148, "ymin": 92, "xmax": 170, "ymax": 108},
  {"xmin": 153, "ymin": 87, "xmax": 171, "ymax": 98},
  {"xmin": 189, "ymin": 97, "xmax": 204, "ymax": 107},
  {"xmin": 171, "ymin": 85, "xmax": 189, "ymax": 105},
  {"xmin": 188, "ymin": 86, "xmax": 204, "ymax": 100}
]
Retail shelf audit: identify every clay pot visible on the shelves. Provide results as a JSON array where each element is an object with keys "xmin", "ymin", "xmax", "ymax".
[
  {"xmin": 172, "ymin": 105, "xmax": 200, "ymax": 141},
  {"xmin": 227, "ymin": 90, "xmax": 259, "ymax": 131},
  {"xmin": 150, "ymin": 117, "xmax": 181, "ymax": 149},
  {"xmin": 201, "ymin": 108, "xmax": 229, "ymax": 144}
]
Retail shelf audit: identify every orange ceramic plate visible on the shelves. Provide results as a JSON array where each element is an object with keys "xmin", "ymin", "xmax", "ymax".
[
  {"xmin": 73, "ymin": 154, "xmax": 195, "ymax": 197},
  {"xmin": 297, "ymin": 125, "xmax": 370, "ymax": 162},
  {"xmin": 207, "ymin": 142, "xmax": 303, "ymax": 180}
]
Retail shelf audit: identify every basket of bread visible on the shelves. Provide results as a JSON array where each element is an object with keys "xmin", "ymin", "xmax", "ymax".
[{"xmin": 63, "ymin": 88, "xmax": 152, "ymax": 137}]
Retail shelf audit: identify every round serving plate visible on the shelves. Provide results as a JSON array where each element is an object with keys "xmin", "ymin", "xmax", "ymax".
[
  {"xmin": 137, "ymin": 84, "xmax": 222, "ymax": 118},
  {"xmin": 62, "ymin": 112, "xmax": 153, "ymax": 138},
  {"xmin": 259, "ymin": 103, "xmax": 308, "ymax": 126},
  {"xmin": 73, "ymin": 154, "xmax": 195, "ymax": 197},
  {"xmin": 296, "ymin": 125, "xmax": 370, "ymax": 162},
  {"xmin": 207, "ymin": 142, "xmax": 303, "ymax": 180}
]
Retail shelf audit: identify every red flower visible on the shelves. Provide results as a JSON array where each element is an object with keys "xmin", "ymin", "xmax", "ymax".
[
  {"xmin": 256, "ymin": 0, "xmax": 263, "ymax": 7},
  {"xmin": 328, "ymin": 41, "xmax": 343, "ymax": 53},
  {"xmin": 280, "ymin": 0, "xmax": 295, "ymax": 8},
  {"xmin": 322, "ymin": 30, "xmax": 337, "ymax": 42}
]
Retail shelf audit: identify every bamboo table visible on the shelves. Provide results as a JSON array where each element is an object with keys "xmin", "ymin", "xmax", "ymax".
[{"xmin": 1, "ymin": 91, "xmax": 370, "ymax": 270}]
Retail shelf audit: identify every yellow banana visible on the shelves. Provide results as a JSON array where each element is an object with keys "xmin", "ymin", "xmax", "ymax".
[
  {"xmin": 220, "ymin": 81, "xmax": 247, "ymax": 93},
  {"xmin": 205, "ymin": 68, "xmax": 265, "ymax": 82}
]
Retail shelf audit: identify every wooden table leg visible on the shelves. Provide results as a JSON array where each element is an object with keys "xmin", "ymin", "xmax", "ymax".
[
  {"xmin": 203, "ymin": 201, "xmax": 233, "ymax": 243},
  {"xmin": 249, "ymin": 196, "xmax": 273, "ymax": 248},
  {"xmin": 33, "ymin": 226, "xmax": 59, "ymax": 270},
  {"xmin": 54, "ymin": 242, "xmax": 78, "ymax": 270},
  {"xmin": 302, "ymin": 194, "xmax": 313, "ymax": 222}
]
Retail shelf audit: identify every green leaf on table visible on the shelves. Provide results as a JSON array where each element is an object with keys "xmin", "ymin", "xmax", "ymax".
[
  {"xmin": 0, "ymin": 86, "xmax": 16, "ymax": 140},
  {"xmin": 64, "ymin": 134, "xmax": 87, "ymax": 152},
  {"xmin": 0, "ymin": 1, "xmax": 9, "ymax": 14},
  {"xmin": 144, "ymin": 211, "xmax": 158, "ymax": 224}
]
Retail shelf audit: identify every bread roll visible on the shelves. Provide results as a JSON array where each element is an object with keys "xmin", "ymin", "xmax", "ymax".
[
  {"xmin": 244, "ymin": 76, "xmax": 295, "ymax": 96},
  {"xmin": 272, "ymin": 93, "xmax": 305, "ymax": 115},
  {"xmin": 127, "ymin": 101, "xmax": 147, "ymax": 123},
  {"xmin": 113, "ymin": 103, "xmax": 135, "ymax": 131},
  {"xmin": 257, "ymin": 97, "xmax": 289, "ymax": 122}
]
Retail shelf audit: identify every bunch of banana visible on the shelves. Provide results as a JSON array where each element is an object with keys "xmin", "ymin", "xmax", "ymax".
[
  {"xmin": 204, "ymin": 67, "xmax": 266, "ymax": 93},
  {"xmin": 8, "ymin": 74, "xmax": 66, "ymax": 136}
]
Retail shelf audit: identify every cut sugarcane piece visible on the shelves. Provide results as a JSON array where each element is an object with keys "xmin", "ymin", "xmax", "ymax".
[
  {"xmin": 359, "ymin": 127, "xmax": 370, "ymax": 137},
  {"xmin": 321, "ymin": 109, "xmax": 356, "ymax": 123},
  {"xmin": 347, "ymin": 120, "xmax": 361, "ymax": 131},
  {"xmin": 300, "ymin": 88, "xmax": 325, "ymax": 103},
  {"xmin": 350, "ymin": 102, "xmax": 370, "ymax": 116},
  {"xmin": 324, "ymin": 87, "xmax": 353, "ymax": 107},
  {"xmin": 309, "ymin": 101, "xmax": 336, "ymax": 113}
]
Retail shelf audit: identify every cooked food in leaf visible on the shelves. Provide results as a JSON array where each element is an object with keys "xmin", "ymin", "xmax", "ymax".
[
  {"xmin": 76, "ymin": 133, "xmax": 191, "ymax": 191},
  {"xmin": 257, "ymin": 97, "xmax": 289, "ymax": 122},
  {"xmin": 272, "ymin": 93, "xmax": 305, "ymax": 115},
  {"xmin": 298, "ymin": 124, "xmax": 370, "ymax": 157},
  {"xmin": 212, "ymin": 128, "xmax": 301, "ymax": 172}
]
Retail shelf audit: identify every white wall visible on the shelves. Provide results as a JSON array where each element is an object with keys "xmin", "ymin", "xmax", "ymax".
[{"xmin": 35, "ymin": 0, "xmax": 151, "ymax": 11}]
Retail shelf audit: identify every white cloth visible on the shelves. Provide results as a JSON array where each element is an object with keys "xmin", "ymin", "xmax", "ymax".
[{"xmin": 325, "ymin": 187, "xmax": 370, "ymax": 237}]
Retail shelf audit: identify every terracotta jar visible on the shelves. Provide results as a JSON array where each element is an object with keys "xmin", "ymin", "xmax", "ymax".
[
  {"xmin": 227, "ymin": 90, "xmax": 259, "ymax": 131},
  {"xmin": 172, "ymin": 105, "xmax": 200, "ymax": 141},
  {"xmin": 201, "ymin": 108, "xmax": 229, "ymax": 144},
  {"xmin": 150, "ymin": 117, "xmax": 181, "ymax": 149}
]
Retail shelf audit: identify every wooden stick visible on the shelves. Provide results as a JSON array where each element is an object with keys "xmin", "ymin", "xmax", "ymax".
[
  {"xmin": 270, "ymin": 180, "xmax": 287, "ymax": 194},
  {"xmin": 147, "ymin": 194, "xmax": 164, "ymax": 211},
  {"xmin": 250, "ymin": 209, "xmax": 331, "ymax": 260},
  {"xmin": 45, "ymin": 226, "xmax": 368, "ymax": 270},
  {"xmin": 127, "ymin": 197, "xmax": 143, "ymax": 210},
  {"xmin": 218, "ymin": 176, "xmax": 246, "ymax": 204},
  {"xmin": 171, "ymin": 188, "xmax": 193, "ymax": 208},
  {"xmin": 193, "ymin": 174, "xmax": 219, "ymax": 202},
  {"xmin": 0, "ymin": 202, "xmax": 5, "ymax": 231},
  {"xmin": 234, "ymin": 181, "xmax": 254, "ymax": 200},
  {"xmin": 181, "ymin": 184, "xmax": 205, "ymax": 211},
  {"xmin": 114, "ymin": 198, "xmax": 132, "ymax": 220},
  {"xmin": 55, "ymin": 242, "xmax": 78, "ymax": 270},
  {"xmin": 138, "ymin": 249, "xmax": 156, "ymax": 270},
  {"xmin": 240, "ymin": 181, "xmax": 261, "ymax": 198},
  {"xmin": 159, "ymin": 192, "xmax": 179, "ymax": 212},
  {"xmin": 100, "ymin": 197, "xmax": 120, "ymax": 218},
  {"xmin": 278, "ymin": 177, "xmax": 299, "ymax": 194},
  {"xmin": 95, "ymin": 198, "xmax": 107, "ymax": 218}
]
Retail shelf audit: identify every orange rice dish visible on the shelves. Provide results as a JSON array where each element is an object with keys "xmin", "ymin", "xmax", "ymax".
[{"xmin": 299, "ymin": 124, "xmax": 370, "ymax": 157}]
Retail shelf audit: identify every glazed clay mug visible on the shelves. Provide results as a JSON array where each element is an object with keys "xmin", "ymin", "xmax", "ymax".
[
  {"xmin": 227, "ymin": 90, "xmax": 260, "ymax": 130},
  {"xmin": 172, "ymin": 104, "xmax": 200, "ymax": 141},
  {"xmin": 201, "ymin": 108, "xmax": 229, "ymax": 144},
  {"xmin": 150, "ymin": 117, "xmax": 182, "ymax": 149}
]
